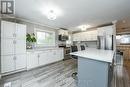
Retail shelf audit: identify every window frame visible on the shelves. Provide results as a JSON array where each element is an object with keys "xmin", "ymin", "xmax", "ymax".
[{"xmin": 35, "ymin": 28, "xmax": 56, "ymax": 47}]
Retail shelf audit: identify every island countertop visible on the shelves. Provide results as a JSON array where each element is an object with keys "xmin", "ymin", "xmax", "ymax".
[{"xmin": 70, "ymin": 48, "xmax": 115, "ymax": 63}]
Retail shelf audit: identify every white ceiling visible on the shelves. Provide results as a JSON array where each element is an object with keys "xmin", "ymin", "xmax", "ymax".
[{"xmin": 15, "ymin": 0, "xmax": 130, "ymax": 31}]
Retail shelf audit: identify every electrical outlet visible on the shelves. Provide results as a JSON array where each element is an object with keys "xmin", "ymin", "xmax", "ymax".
[{"xmin": 4, "ymin": 82, "xmax": 11, "ymax": 87}]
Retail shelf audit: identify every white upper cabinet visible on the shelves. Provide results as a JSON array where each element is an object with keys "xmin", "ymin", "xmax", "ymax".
[
  {"xmin": 97, "ymin": 27, "xmax": 105, "ymax": 36},
  {"xmin": 104, "ymin": 26, "xmax": 113, "ymax": 35},
  {"xmin": 1, "ymin": 21, "xmax": 26, "ymax": 55},
  {"xmin": 1, "ymin": 21, "xmax": 16, "ymax": 39},
  {"xmin": 97, "ymin": 25, "xmax": 114, "ymax": 36},
  {"xmin": 58, "ymin": 29, "xmax": 68, "ymax": 35},
  {"xmin": 73, "ymin": 30, "xmax": 97, "ymax": 41},
  {"xmin": 16, "ymin": 23, "xmax": 26, "ymax": 40}
]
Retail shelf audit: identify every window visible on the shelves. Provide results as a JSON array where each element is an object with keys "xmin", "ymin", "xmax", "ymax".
[{"xmin": 35, "ymin": 28, "xmax": 55, "ymax": 46}]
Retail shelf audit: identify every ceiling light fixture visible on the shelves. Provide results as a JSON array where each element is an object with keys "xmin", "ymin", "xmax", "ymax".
[
  {"xmin": 47, "ymin": 10, "xmax": 57, "ymax": 20},
  {"xmin": 40, "ymin": 5, "xmax": 62, "ymax": 20},
  {"xmin": 78, "ymin": 25, "xmax": 91, "ymax": 31}
]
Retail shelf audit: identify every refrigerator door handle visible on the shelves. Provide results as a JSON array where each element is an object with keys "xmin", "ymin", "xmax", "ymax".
[{"xmin": 97, "ymin": 36, "xmax": 100, "ymax": 49}]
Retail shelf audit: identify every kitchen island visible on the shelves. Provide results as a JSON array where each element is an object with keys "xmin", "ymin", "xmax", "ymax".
[{"xmin": 70, "ymin": 48, "xmax": 115, "ymax": 87}]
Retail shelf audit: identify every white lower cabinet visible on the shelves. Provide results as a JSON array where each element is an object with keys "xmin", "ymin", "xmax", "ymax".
[
  {"xmin": 1, "ymin": 54, "xmax": 26, "ymax": 73},
  {"xmin": 38, "ymin": 51, "xmax": 50, "ymax": 66},
  {"xmin": 27, "ymin": 52, "xmax": 39, "ymax": 69},
  {"xmin": 1, "ymin": 55, "xmax": 15, "ymax": 73},
  {"xmin": 15, "ymin": 54, "xmax": 26, "ymax": 70},
  {"xmin": 27, "ymin": 49, "xmax": 64, "ymax": 70},
  {"xmin": 55, "ymin": 49, "xmax": 64, "ymax": 61}
]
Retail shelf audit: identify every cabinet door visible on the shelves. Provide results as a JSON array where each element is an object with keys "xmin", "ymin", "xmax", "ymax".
[
  {"xmin": 39, "ymin": 51, "xmax": 50, "ymax": 66},
  {"xmin": 27, "ymin": 52, "xmax": 38, "ymax": 69},
  {"xmin": 1, "ymin": 21, "xmax": 16, "ymax": 39},
  {"xmin": 1, "ymin": 55, "xmax": 15, "ymax": 73},
  {"xmin": 105, "ymin": 26, "xmax": 113, "ymax": 35},
  {"xmin": 15, "ymin": 54, "xmax": 26, "ymax": 70},
  {"xmin": 97, "ymin": 28, "xmax": 105, "ymax": 36},
  {"xmin": 15, "ymin": 40, "xmax": 26, "ymax": 54},
  {"xmin": 72, "ymin": 34, "xmax": 76, "ymax": 41},
  {"xmin": 1, "ymin": 39, "xmax": 15, "ymax": 55},
  {"xmin": 51, "ymin": 50, "xmax": 57, "ymax": 62},
  {"xmin": 16, "ymin": 23, "xmax": 26, "ymax": 40},
  {"xmin": 56, "ymin": 49, "xmax": 64, "ymax": 61}
]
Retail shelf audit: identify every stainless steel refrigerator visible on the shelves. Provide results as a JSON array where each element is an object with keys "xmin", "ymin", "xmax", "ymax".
[{"xmin": 97, "ymin": 35, "xmax": 113, "ymax": 50}]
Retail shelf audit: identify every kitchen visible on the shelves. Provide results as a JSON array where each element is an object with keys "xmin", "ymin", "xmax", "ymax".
[{"xmin": 0, "ymin": 0, "xmax": 130, "ymax": 87}]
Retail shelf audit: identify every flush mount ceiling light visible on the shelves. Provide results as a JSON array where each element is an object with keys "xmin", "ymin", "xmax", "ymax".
[
  {"xmin": 40, "ymin": 5, "xmax": 62, "ymax": 20},
  {"xmin": 78, "ymin": 25, "xmax": 91, "ymax": 31},
  {"xmin": 47, "ymin": 10, "xmax": 57, "ymax": 20}
]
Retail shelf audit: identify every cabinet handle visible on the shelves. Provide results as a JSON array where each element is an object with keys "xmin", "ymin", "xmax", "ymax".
[
  {"xmin": 38, "ymin": 54, "xmax": 40, "ymax": 58},
  {"xmin": 13, "ymin": 40, "xmax": 16, "ymax": 44},
  {"xmin": 13, "ymin": 56, "xmax": 16, "ymax": 60},
  {"xmin": 54, "ymin": 52, "xmax": 56, "ymax": 55},
  {"xmin": 13, "ymin": 33, "xmax": 16, "ymax": 37}
]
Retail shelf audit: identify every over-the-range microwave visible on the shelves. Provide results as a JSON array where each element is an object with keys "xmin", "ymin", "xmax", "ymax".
[{"xmin": 58, "ymin": 35, "xmax": 68, "ymax": 41}]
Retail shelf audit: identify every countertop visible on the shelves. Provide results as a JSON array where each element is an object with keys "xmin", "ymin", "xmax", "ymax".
[
  {"xmin": 27, "ymin": 47, "xmax": 63, "ymax": 52},
  {"xmin": 70, "ymin": 48, "xmax": 115, "ymax": 63}
]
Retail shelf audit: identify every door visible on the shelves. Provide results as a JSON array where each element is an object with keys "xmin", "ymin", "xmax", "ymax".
[
  {"xmin": 1, "ymin": 39, "xmax": 15, "ymax": 55},
  {"xmin": 15, "ymin": 54, "xmax": 26, "ymax": 70},
  {"xmin": 27, "ymin": 52, "xmax": 39, "ymax": 69},
  {"xmin": 16, "ymin": 23, "xmax": 26, "ymax": 40},
  {"xmin": 1, "ymin": 21, "xmax": 16, "ymax": 39},
  {"xmin": 15, "ymin": 39, "xmax": 26, "ymax": 54},
  {"xmin": 1, "ymin": 55, "xmax": 15, "ymax": 73}
]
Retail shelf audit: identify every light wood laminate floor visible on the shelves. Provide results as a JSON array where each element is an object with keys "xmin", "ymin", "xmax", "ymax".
[
  {"xmin": 0, "ymin": 56, "xmax": 130, "ymax": 87},
  {"xmin": 111, "ymin": 54, "xmax": 130, "ymax": 87},
  {"xmin": 0, "ymin": 59, "xmax": 77, "ymax": 87}
]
